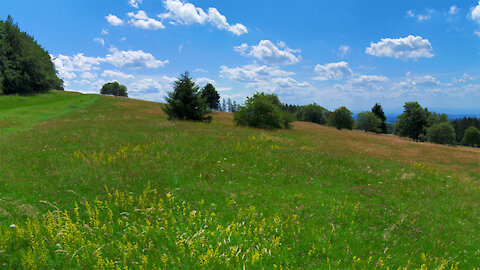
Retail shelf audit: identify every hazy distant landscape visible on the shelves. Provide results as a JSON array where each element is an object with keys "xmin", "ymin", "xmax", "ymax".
[{"xmin": 1, "ymin": 0, "xmax": 480, "ymax": 268}]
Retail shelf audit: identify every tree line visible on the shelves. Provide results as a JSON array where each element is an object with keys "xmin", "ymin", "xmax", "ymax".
[
  {"xmin": 0, "ymin": 16, "xmax": 63, "ymax": 95},
  {"xmin": 163, "ymin": 72, "xmax": 479, "ymax": 148}
]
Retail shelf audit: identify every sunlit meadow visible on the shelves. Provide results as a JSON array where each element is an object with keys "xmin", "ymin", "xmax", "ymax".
[{"xmin": 0, "ymin": 91, "xmax": 479, "ymax": 268}]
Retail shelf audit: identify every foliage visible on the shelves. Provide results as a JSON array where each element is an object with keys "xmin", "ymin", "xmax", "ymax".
[
  {"xmin": 163, "ymin": 71, "xmax": 210, "ymax": 121},
  {"xmin": 393, "ymin": 102, "xmax": 427, "ymax": 141},
  {"xmin": 426, "ymin": 122, "xmax": 456, "ymax": 145},
  {"xmin": 296, "ymin": 103, "xmax": 330, "ymax": 125},
  {"xmin": 371, "ymin": 103, "xmax": 387, "ymax": 133},
  {"xmin": 234, "ymin": 92, "xmax": 292, "ymax": 129},
  {"xmin": 0, "ymin": 16, "xmax": 63, "ymax": 95},
  {"xmin": 330, "ymin": 106, "xmax": 354, "ymax": 130},
  {"xmin": 463, "ymin": 126, "xmax": 480, "ymax": 147},
  {"xmin": 200, "ymin": 83, "xmax": 220, "ymax": 110},
  {"xmin": 100, "ymin": 81, "xmax": 128, "ymax": 97},
  {"xmin": 356, "ymin": 111, "xmax": 382, "ymax": 133},
  {"xmin": 281, "ymin": 103, "xmax": 300, "ymax": 115},
  {"xmin": 451, "ymin": 117, "xmax": 480, "ymax": 145}
]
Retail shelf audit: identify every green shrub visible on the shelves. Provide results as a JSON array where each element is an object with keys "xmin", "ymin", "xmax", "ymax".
[
  {"xmin": 463, "ymin": 126, "xmax": 480, "ymax": 147},
  {"xmin": 355, "ymin": 111, "xmax": 381, "ymax": 133},
  {"xmin": 296, "ymin": 103, "xmax": 330, "ymax": 125},
  {"xmin": 100, "ymin": 82, "xmax": 128, "ymax": 97},
  {"xmin": 426, "ymin": 122, "xmax": 456, "ymax": 145},
  {"xmin": 330, "ymin": 106, "xmax": 354, "ymax": 130},
  {"xmin": 234, "ymin": 92, "xmax": 292, "ymax": 129}
]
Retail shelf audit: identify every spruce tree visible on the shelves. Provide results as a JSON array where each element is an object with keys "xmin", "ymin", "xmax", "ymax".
[
  {"xmin": 163, "ymin": 71, "xmax": 209, "ymax": 121},
  {"xmin": 200, "ymin": 83, "xmax": 220, "ymax": 110},
  {"xmin": 371, "ymin": 103, "xmax": 387, "ymax": 133}
]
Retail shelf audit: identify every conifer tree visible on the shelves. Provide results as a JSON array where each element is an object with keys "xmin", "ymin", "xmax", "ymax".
[{"xmin": 163, "ymin": 71, "xmax": 210, "ymax": 121}]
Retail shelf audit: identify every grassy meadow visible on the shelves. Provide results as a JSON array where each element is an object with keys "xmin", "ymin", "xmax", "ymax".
[{"xmin": 0, "ymin": 91, "xmax": 479, "ymax": 269}]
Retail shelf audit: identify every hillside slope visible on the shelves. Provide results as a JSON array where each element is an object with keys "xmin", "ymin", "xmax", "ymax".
[{"xmin": 0, "ymin": 91, "xmax": 479, "ymax": 268}]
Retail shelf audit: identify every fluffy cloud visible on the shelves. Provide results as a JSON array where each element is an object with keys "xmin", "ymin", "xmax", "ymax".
[
  {"xmin": 102, "ymin": 70, "xmax": 135, "ymax": 80},
  {"xmin": 366, "ymin": 35, "xmax": 434, "ymax": 60},
  {"xmin": 129, "ymin": 76, "xmax": 176, "ymax": 93},
  {"xmin": 81, "ymin": 72, "xmax": 97, "ymax": 79},
  {"xmin": 51, "ymin": 54, "xmax": 103, "ymax": 79},
  {"xmin": 106, "ymin": 14, "xmax": 124, "ymax": 26},
  {"xmin": 220, "ymin": 64, "xmax": 308, "ymax": 92},
  {"xmin": 52, "ymin": 48, "xmax": 167, "ymax": 83},
  {"xmin": 105, "ymin": 47, "xmax": 168, "ymax": 69},
  {"xmin": 471, "ymin": 1, "xmax": 480, "ymax": 23},
  {"xmin": 220, "ymin": 64, "xmax": 294, "ymax": 82},
  {"xmin": 158, "ymin": 0, "xmax": 247, "ymax": 35},
  {"xmin": 195, "ymin": 77, "xmax": 216, "ymax": 87},
  {"xmin": 348, "ymin": 75, "xmax": 388, "ymax": 84},
  {"xmin": 129, "ymin": 0, "xmax": 142, "ymax": 8},
  {"xmin": 313, "ymin": 61, "xmax": 353, "ymax": 81},
  {"xmin": 128, "ymin": 10, "xmax": 165, "ymax": 30},
  {"xmin": 234, "ymin": 40, "xmax": 301, "ymax": 65}
]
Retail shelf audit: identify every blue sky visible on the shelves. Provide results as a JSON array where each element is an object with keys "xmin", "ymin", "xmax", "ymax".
[{"xmin": 2, "ymin": 0, "xmax": 480, "ymax": 113}]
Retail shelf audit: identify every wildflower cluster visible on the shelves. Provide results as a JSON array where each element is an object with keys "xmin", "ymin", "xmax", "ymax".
[{"xmin": 0, "ymin": 186, "xmax": 299, "ymax": 269}]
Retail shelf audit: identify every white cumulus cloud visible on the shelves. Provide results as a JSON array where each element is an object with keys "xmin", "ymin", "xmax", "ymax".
[
  {"xmin": 51, "ymin": 54, "xmax": 103, "ymax": 79},
  {"xmin": 128, "ymin": 10, "xmax": 165, "ymax": 30},
  {"xmin": 129, "ymin": 76, "xmax": 176, "ymax": 93},
  {"xmin": 102, "ymin": 70, "xmax": 135, "ymax": 80},
  {"xmin": 105, "ymin": 47, "xmax": 168, "ymax": 69},
  {"xmin": 234, "ymin": 40, "xmax": 301, "ymax": 65},
  {"xmin": 220, "ymin": 64, "xmax": 308, "ymax": 92},
  {"xmin": 472, "ymin": 1, "xmax": 480, "ymax": 23},
  {"xmin": 106, "ymin": 14, "xmax": 124, "ymax": 26},
  {"xmin": 158, "ymin": 0, "xmax": 247, "ymax": 35},
  {"xmin": 313, "ymin": 61, "xmax": 353, "ymax": 81},
  {"xmin": 129, "ymin": 0, "xmax": 142, "ymax": 8},
  {"xmin": 366, "ymin": 35, "xmax": 434, "ymax": 60},
  {"xmin": 195, "ymin": 77, "xmax": 216, "ymax": 87}
]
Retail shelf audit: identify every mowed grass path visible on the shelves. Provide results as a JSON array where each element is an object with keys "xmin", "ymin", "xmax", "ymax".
[{"xmin": 0, "ymin": 91, "xmax": 479, "ymax": 268}]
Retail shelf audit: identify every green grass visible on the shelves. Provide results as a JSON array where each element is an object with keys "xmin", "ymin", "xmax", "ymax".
[{"xmin": 0, "ymin": 91, "xmax": 479, "ymax": 269}]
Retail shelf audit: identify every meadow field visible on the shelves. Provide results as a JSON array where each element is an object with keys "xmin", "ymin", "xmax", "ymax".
[{"xmin": 0, "ymin": 91, "xmax": 479, "ymax": 269}]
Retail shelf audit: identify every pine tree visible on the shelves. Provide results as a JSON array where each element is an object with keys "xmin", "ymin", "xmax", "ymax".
[
  {"xmin": 227, "ymin": 98, "xmax": 233, "ymax": 112},
  {"xmin": 163, "ymin": 71, "xmax": 210, "ymax": 121},
  {"xmin": 371, "ymin": 103, "xmax": 387, "ymax": 133},
  {"xmin": 221, "ymin": 99, "xmax": 227, "ymax": 112},
  {"xmin": 200, "ymin": 83, "xmax": 220, "ymax": 110}
]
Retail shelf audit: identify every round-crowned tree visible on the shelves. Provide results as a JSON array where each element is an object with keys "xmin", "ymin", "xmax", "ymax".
[
  {"xmin": 356, "ymin": 111, "xmax": 381, "ymax": 133},
  {"xmin": 296, "ymin": 103, "xmax": 330, "ymax": 125},
  {"xmin": 234, "ymin": 92, "xmax": 292, "ymax": 129},
  {"xmin": 463, "ymin": 126, "xmax": 480, "ymax": 147},
  {"xmin": 330, "ymin": 106, "xmax": 354, "ymax": 130},
  {"xmin": 426, "ymin": 122, "xmax": 456, "ymax": 145},
  {"xmin": 100, "ymin": 82, "xmax": 128, "ymax": 97}
]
